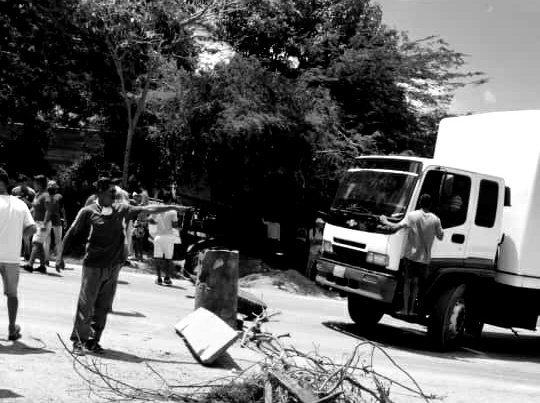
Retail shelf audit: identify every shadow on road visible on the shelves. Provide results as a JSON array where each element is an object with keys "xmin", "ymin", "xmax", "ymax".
[
  {"xmin": 100, "ymin": 348, "xmax": 199, "ymax": 365},
  {"xmin": 0, "ymin": 339, "xmax": 55, "ymax": 356},
  {"xmin": 322, "ymin": 321, "xmax": 540, "ymax": 363},
  {"xmin": 117, "ymin": 279, "xmax": 130, "ymax": 285},
  {"xmin": 0, "ymin": 389, "xmax": 23, "ymax": 399},
  {"xmin": 109, "ymin": 310, "xmax": 146, "ymax": 318}
]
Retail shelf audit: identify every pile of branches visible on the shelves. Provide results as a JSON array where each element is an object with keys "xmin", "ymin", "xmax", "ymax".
[{"xmin": 58, "ymin": 312, "xmax": 439, "ymax": 403}]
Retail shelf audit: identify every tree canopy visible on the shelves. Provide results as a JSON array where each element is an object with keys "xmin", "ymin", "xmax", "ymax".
[
  {"xmin": 151, "ymin": 0, "xmax": 486, "ymax": 226},
  {"xmin": 0, "ymin": 0, "xmax": 487, "ymax": 236}
]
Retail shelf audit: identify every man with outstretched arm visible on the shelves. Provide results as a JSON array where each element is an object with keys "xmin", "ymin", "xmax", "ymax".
[
  {"xmin": 0, "ymin": 168, "xmax": 36, "ymax": 341},
  {"xmin": 379, "ymin": 194, "xmax": 444, "ymax": 315},
  {"xmin": 57, "ymin": 177, "xmax": 191, "ymax": 355}
]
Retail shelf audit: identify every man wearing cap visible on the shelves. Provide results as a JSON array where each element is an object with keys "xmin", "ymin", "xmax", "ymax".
[
  {"xmin": 47, "ymin": 180, "xmax": 66, "ymax": 270},
  {"xmin": 0, "ymin": 168, "xmax": 36, "ymax": 340},
  {"xmin": 58, "ymin": 177, "xmax": 191, "ymax": 355}
]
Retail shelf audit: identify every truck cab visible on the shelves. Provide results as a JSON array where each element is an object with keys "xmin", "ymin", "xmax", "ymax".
[{"xmin": 316, "ymin": 156, "xmax": 506, "ymax": 348}]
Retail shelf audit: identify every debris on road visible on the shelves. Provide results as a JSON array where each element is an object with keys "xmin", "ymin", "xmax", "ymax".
[
  {"xmin": 175, "ymin": 307, "xmax": 241, "ymax": 364},
  {"xmin": 59, "ymin": 307, "xmax": 438, "ymax": 403},
  {"xmin": 240, "ymin": 269, "xmax": 340, "ymax": 298}
]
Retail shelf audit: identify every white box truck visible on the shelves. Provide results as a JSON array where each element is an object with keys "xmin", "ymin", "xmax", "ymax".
[{"xmin": 315, "ymin": 110, "xmax": 540, "ymax": 349}]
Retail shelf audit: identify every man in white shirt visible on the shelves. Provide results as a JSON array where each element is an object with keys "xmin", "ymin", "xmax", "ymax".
[
  {"xmin": 0, "ymin": 168, "xmax": 36, "ymax": 340},
  {"xmin": 380, "ymin": 194, "xmax": 444, "ymax": 314},
  {"xmin": 150, "ymin": 194, "xmax": 179, "ymax": 285}
]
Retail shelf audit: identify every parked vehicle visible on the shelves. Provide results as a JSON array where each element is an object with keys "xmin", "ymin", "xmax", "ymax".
[{"xmin": 316, "ymin": 110, "xmax": 540, "ymax": 349}]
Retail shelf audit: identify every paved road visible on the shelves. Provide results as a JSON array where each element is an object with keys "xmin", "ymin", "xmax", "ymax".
[{"xmin": 0, "ymin": 265, "xmax": 539, "ymax": 402}]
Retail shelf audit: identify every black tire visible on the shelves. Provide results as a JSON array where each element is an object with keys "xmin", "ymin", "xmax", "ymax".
[
  {"xmin": 237, "ymin": 289, "xmax": 267, "ymax": 320},
  {"xmin": 347, "ymin": 294, "xmax": 385, "ymax": 326},
  {"xmin": 427, "ymin": 284, "xmax": 468, "ymax": 350}
]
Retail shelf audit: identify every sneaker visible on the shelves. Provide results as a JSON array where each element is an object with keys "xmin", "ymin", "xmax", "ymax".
[
  {"xmin": 85, "ymin": 339, "xmax": 104, "ymax": 354},
  {"xmin": 36, "ymin": 265, "xmax": 47, "ymax": 274},
  {"xmin": 156, "ymin": 277, "xmax": 163, "ymax": 285},
  {"xmin": 72, "ymin": 341, "xmax": 87, "ymax": 356},
  {"xmin": 164, "ymin": 277, "xmax": 172, "ymax": 286},
  {"xmin": 22, "ymin": 265, "xmax": 33, "ymax": 273},
  {"xmin": 8, "ymin": 324, "xmax": 21, "ymax": 341}
]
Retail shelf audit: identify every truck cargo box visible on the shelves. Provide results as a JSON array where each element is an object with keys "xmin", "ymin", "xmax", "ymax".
[{"xmin": 434, "ymin": 110, "xmax": 540, "ymax": 288}]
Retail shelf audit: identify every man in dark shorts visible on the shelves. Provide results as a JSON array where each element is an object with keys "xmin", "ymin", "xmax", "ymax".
[
  {"xmin": 58, "ymin": 177, "xmax": 191, "ymax": 355},
  {"xmin": 380, "ymin": 194, "xmax": 444, "ymax": 314}
]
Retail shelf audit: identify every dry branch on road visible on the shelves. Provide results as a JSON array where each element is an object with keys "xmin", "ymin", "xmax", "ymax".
[{"xmin": 58, "ymin": 312, "xmax": 440, "ymax": 403}]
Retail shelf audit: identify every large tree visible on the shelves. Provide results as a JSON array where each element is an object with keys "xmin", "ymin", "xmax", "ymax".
[
  {"xmin": 0, "ymin": 0, "xmax": 94, "ymax": 174},
  {"xmin": 77, "ymin": 0, "xmax": 242, "ymax": 186},
  {"xmin": 219, "ymin": 0, "xmax": 486, "ymax": 155},
  {"xmin": 153, "ymin": 0, "xmax": 487, "ymax": 226}
]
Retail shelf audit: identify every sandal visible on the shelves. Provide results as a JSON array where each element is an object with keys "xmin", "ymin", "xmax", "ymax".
[{"xmin": 8, "ymin": 324, "xmax": 21, "ymax": 341}]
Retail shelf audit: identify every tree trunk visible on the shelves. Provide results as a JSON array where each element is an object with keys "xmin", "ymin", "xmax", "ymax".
[
  {"xmin": 122, "ymin": 122, "xmax": 134, "ymax": 187},
  {"xmin": 195, "ymin": 249, "xmax": 239, "ymax": 329}
]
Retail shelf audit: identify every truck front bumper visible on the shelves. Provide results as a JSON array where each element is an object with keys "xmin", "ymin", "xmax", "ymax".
[{"xmin": 316, "ymin": 258, "xmax": 398, "ymax": 304}]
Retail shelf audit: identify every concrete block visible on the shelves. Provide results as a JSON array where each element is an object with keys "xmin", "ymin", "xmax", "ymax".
[{"xmin": 175, "ymin": 307, "xmax": 240, "ymax": 364}]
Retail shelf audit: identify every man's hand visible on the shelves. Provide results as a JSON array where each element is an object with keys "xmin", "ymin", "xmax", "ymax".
[{"xmin": 379, "ymin": 215, "xmax": 390, "ymax": 225}]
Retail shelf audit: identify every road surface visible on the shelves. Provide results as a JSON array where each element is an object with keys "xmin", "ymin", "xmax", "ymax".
[{"xmin": 0, "ymin": 264, "xmax": 539, "ymax": 402}]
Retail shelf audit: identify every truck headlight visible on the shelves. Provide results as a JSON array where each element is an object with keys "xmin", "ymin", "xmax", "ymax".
[
  {"xmin": 322, "ymin": 240, "xmax": 333, "ymax": 253},
  {"xmin": 366, "ymin": 252, "xmax": 388, "ymax": 267}
]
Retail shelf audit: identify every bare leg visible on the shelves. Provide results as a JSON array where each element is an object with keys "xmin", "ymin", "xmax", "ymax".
[
  {"xmin": 7, "ymin": 296, "xmax": 18, "ymax": 329},
  {"xmin": 155, "ymin": 259, "xmax": 163, "ymax": 283}
]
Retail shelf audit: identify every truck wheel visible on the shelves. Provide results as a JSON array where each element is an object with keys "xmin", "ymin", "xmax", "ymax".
[
  {"xmin": 428, "ymin": 284, "xmax": 467, "ymax": 350},
  {"xmin": 347, "ymin": 294, "xmax": 385, "ymax": 326}
]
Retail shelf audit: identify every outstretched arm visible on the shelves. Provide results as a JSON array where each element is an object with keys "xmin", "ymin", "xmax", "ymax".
[
  {"xmin": 140, "ymin": 204, "xmax": 191, "ymax": 215},
  {"xmin": 379, "ymin": 215, "xmax": 409, "ymax": 232}
]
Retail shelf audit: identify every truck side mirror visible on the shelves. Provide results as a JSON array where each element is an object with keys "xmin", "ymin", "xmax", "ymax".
[{"xmin": 504, "ymin": 186, "xmax": 511, "ymax": 207}]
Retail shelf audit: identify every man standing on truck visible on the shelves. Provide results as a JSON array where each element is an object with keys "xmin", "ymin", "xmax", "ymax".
[{"xmin": 380, "ymin": 194, "xmax": 444, "ymax": 315}]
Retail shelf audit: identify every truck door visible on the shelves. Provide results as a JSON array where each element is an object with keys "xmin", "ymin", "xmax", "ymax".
[
  {"xmin": 416, "ymin": 168, "xmax": 473, "ymax": 266},
  {"xmin": 465, "ymin": 176, "xmax": 504, "ymax": 268}
]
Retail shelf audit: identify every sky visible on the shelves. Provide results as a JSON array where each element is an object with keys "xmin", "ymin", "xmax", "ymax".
[{"xmin": 376, "ymin": 0, "xmax": 540, "ymax": 114}]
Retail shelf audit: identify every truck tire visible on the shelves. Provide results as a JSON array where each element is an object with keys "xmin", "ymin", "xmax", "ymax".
[
  {"xmin": 237, "ymin": 289, "xmax": 267, "ymax": 320},
  {"xmin": 427, "ymin": 284, "xmax": 467, "ymax": 350},
  {"xmin": 347, "ymin": 294, "xmax": 385, "ymax": 326}
]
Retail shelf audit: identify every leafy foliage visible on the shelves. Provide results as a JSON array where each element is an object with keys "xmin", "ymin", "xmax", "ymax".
[{"xmin": 153, "ymin": 0, "xmax": 485, "ymax": 231}]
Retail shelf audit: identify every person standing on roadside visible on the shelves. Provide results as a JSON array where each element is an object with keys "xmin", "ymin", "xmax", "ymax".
[
  {"xmin": 46, "ymin": 181, "xmax": 66, "ymax": 269},
  {"xmin": 380, "ymin": 194, "xmax": 444, "ymax": 315},
  {"xmin": 11, "ymin": 174, "xmax": 35, "ymax": 261},
  {"xmin": 0, "ymin": 168, "xmax": 36, "ymax": 340},
  {"xmin": 24, "ymin": 175, "xmax": 52, "ymax": 273},
  {"xmin": 149, "ymin": 193, "xmax": 179, "ymax": 286},
  {"xmin": 57, "ymin": 177, "xmax": 191, "ymax": 355}
]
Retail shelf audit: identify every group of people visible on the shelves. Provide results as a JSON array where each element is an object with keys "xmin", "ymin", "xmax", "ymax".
[
  {"xmin": 0, "ymin": 168, "xmax": 190, "ymax": 354},
  {"xmin": 9, "ymin": 174, "xmax": 66, "ymax": 274}
]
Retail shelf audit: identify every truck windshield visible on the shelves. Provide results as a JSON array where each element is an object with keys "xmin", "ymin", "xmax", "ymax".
[{"xmin": 331, "ymin": 169, "xmax": 418, "ymax": 218}]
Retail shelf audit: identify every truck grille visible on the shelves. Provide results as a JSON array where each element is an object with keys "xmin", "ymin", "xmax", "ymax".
[{"xmin": 323, "ymin": 245, "xmax": 366, "ymax": 266}]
